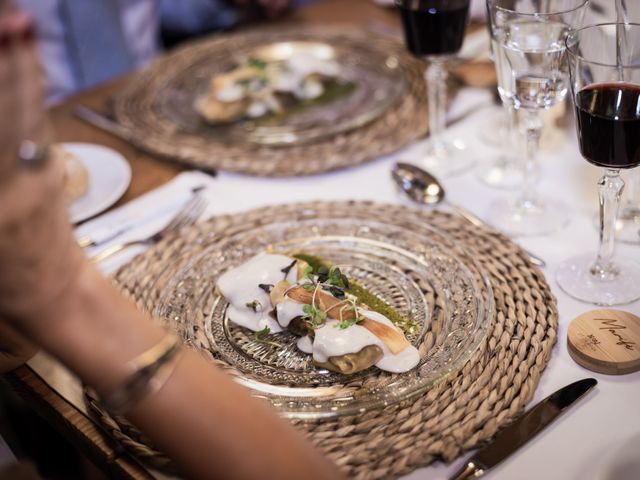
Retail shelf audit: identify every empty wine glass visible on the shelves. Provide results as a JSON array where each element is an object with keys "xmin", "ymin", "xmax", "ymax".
[
  {"xmin": 486, "ymin": 0, "xmax": 588, "ymax": 236},
  {"xmin": 557, "ymin": 23, "xmax": 640, "ymax": 305},
  {"xmin": 395, "ymin": 0, "xmax": 472, "ymax": 178}
]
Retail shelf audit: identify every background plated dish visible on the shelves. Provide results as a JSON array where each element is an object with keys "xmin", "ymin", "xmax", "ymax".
[
  {"xmin": 153, "ymin": 217, "xmax": 493, "ymax": 419},
  {"xmin": 63, "ymin": 142, "xmax": 131, "ymax": 224},
  {"xmin": 162, "ymin": 40, "xmax": 404, "ymax": 146},
  {"xmin": 114, "ymin": 26, "xmax": 428, "ymax": 176}
]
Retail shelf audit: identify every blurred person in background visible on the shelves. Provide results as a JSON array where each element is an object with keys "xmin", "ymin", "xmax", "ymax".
[{"xmin": 16, "ymin": 0, "xmax": 299, "ymax": 104}]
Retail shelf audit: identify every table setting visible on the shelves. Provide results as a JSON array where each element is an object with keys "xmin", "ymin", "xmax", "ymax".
[{"xmin": 13, "ymin": 0, "xmax": 640, "ymax": 479}]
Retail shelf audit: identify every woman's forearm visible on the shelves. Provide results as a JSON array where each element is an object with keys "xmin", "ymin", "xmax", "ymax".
[
  {"xmin": 129, "ymin": 350, "xmax": 339, "ymax": 480},
  {"xmin": 35, "ymin": 264, "xmax": 341, "ymax": 480}
]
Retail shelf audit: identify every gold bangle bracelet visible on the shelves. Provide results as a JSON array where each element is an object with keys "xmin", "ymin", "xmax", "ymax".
[{"xmin": 102, "ymin": 334, "xmax": 182, "ymax": 414}]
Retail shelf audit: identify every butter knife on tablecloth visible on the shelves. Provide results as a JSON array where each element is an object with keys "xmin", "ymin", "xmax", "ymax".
[
  {"xmin": 449, "ymin": 378, "xmax": 597, "ymax": 480},
  {"xmin": 72, "ymin": 105, "xmax": 217, "ymax": 176}
]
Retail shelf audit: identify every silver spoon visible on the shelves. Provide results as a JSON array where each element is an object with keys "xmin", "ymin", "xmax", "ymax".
[{"xmin": 391, "ymin": 162, "xmax": 546, "ymax": 268}]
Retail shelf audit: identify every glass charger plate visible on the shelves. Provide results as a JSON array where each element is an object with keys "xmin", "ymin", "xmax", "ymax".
[
  {"xmin": 158, "ymin": 40, "xmax": 405, "ymax": 146},
  {"xmin": 154, "ymin": 218, "xmax": 493, "ymax": 419}
]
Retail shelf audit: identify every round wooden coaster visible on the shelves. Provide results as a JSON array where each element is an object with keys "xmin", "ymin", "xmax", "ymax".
[{"xmin": 568, "ymin": 309, "xmax": 640, "ymax": 375}]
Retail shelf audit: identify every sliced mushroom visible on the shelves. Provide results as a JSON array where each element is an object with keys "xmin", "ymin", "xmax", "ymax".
[{"xmin": 313, "ymin": 345, "xmax": 384, "ymax": 374}]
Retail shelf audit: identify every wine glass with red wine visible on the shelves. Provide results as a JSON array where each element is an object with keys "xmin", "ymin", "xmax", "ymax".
[
  {"xmin": 557, "ymin": 23, "xmax": 640, "ymax": 305},
  {"xmin": 395, "ymin": 0, "xmax": 472, "ymax": 177}
]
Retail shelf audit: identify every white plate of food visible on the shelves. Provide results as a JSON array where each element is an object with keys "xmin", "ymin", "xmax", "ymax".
[{"xmin": 60, "ymin": 143, "xmax": 132, "ymax": 224}]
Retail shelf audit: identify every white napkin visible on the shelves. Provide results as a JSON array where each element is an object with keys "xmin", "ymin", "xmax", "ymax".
[{"xmin": 75, "ymin": 170, "xmax": 217, "ymax": 274}]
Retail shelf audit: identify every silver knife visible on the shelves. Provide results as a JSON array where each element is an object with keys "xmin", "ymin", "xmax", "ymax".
[
  {"xmin": 72, "ymin": 105, "xmax": 218, "ymax": 176},
  {"xmin": 449, "ymin": 378, "xmax": 597, "ymax": 480},
  {"xmin": 73, "ymin": 105, "xmax": 142, "ymax": 146}
]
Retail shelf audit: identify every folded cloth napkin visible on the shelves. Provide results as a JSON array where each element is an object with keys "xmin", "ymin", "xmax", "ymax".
[{"xmin": 75, "ymin": 170, "xmax": 217, "ymax": 275}]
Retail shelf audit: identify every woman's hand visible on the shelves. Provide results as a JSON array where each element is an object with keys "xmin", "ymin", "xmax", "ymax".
[{"xmin": 0, "ymin": 8, "xmax": 85, "ymax": 333}]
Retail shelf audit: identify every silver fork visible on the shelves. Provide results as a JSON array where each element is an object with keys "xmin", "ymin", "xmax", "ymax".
[{"xmin": 91, "ymin": 193, "xmax": 207, "ymax": 263}]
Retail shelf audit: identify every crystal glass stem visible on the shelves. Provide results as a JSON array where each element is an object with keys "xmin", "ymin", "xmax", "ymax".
[
  {"xmin": 518, "ymin": 108, "xmax": 543, "ymax": 209},
  {"xmin": 592, "ymin": 169, "xmax": 625, "ymax": 280},
  {"xmin": 426, "ymin": 58, "xmax": 448, "ymax": 154},
  {"xmin": 506, "ymin": 102, "xmax": 518, "ymax": 148}
]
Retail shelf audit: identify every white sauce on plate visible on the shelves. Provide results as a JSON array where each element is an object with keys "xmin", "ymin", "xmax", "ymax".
[
  {"xmin": 247, "ymin": 101, "xmax": 268, "ymax": 118},
  {"xmin": 217, "ymin": 253, "xmax": 298, "ymax": 333},
  {"xmin": 217, "ymin": 254, "xmax": 420, "ymax": 373},
  {"xmin": 287, "ymin": 53, "xmax": 340, "ymax": 78},
  {"xmin": 216, "ymin": 83, "xmax": 245, "ymax": 103},
  {"xmin": 297, "ymin": 335, "xmax": 313, "ymax": 354},
  {"xmin": 275, "ymin": 298, "xmax": 307, "ymax": 328},
  {"xmin": 312, "ymin": 311, "xmax": 420, "ymax": 373},
  {"xmin": 295, "ymin": 79, "xmax": 324, "ymax": 100}
]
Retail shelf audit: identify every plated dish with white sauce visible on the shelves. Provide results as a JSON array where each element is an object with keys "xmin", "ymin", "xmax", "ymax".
[
  {"xmin": 217, "ymin": 252, "xmax": 421, "ymax": 375},
  {"xmin": 154, "ymin": 218, "xmax": 493, "ymax": 419},
  {"xmin": 158, "ymin": 40, "xmax": 405, "ymax": 146}
]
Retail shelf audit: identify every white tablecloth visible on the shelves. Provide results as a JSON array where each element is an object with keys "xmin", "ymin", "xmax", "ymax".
[{"xmin": 34, "ymin": 85, "xmax": 640, "ymax": 480}]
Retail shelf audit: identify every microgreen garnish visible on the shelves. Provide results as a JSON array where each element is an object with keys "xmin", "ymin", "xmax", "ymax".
[
  {"xmin": 338, "ymin": 316, "xmax": 364, "ymax": 329},
  {"xmin": 335, "ymin": 298, "xmax": 363, "ymax": 329},
  {"xmin": 254, "ymin": 326, "xmax": 282, "ymax": 349},
  {"xmin": 258, "ymin": 283, "xmax": 273, "ymax": 293},
  {"xmin": 255, "ymin": 326, "xmax": 270, "ymax": 339},
  {"xmin": 248, "ymin": 57, "xmax": 267, "ymax": 69},
  {"xmin": 281, "ymin": 259, "xmax": 297, "ymax": 277},
  {"xmin": 302, "ymin": 264, "xmax": 314, "ymax": 278},
  {"xmin": 245, "ymin": 300, "xmax": 261, "ymax": 312},
  {"xmin": 302, "ymin": 304, "xmax": 326, "ymax": 329},
  {"xmin": 291, "ymin": 252, "xmax": 416, "ymax": 333}
]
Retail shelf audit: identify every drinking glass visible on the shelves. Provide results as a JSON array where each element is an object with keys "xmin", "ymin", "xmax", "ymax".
[
  {"xmin": 616, "ymin": 169, "xmax": 640, "ymax": 243},
  {"xmin": 477, "ymin": 34, "xmax": 524, "ymax": 189},
  {"xmin": 395, "ymin": 0, "xmax": 472, "ymax": 177},
  {"xmin": 557, "ymin": 23, "xmax": 640, "ymax": 305},
  {"xmin": 477, "ymin": 100, "xmax": 527, "ymax": 189},
  {"xmin": 486, "ymin": 0, "xmax": 588, "ymax": 236},
  {"xmin": 614, "ymin": 0, "xmax": 640, "ymax": 244}
]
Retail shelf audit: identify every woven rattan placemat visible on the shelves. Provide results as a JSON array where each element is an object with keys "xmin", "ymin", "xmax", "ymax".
[
  {"xmin": 86, "ymin": 201, "xmax": 557, "ymax": 478},
  {"xmin": 114, "ymin": 26, "xmax": 428, "ymax": 177}
]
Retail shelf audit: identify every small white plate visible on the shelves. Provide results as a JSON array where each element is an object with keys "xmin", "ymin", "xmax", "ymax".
[{"xmin": 62, "ymin": 143, "xmax": 132, "ymax": 224}]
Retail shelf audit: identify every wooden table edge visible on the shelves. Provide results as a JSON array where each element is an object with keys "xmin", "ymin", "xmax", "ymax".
[{"xmin": 2, "ymin": 365, "xmax": 153, "ymax": 479}]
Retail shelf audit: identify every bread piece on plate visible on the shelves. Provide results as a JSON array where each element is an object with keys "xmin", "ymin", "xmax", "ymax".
[{"xmin": 52, "ymin": 145, "xmax": 89, "ymax": 203}]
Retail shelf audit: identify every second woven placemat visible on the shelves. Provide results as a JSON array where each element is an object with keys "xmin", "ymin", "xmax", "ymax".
[
  {"xmin": 88, "ymin": 201, "xmax": 557, "ymax": 478},
  {"xmin": 115, "ymin": 26, "xmax": 428, "ymax": 177}
]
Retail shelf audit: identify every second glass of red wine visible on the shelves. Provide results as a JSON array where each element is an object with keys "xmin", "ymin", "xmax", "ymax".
[
  {"xmin": 395, "ymin": 0, "xmax": 472, "ymax": 177},
  {"xmin": 557, "ymin": 23, "xmax": 640, "ymax": 305}
]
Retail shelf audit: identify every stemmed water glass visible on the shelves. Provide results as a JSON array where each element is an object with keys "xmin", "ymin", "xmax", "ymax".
[
  {"xmin": 557, "ymin": 23, "xmax": 640, "ymax": 305},
  {"xmin": 613, "ymin": 0, "xmax": 640, "ymax": 244},
  {"xmin": 476, "ymin": 102, "xmax": 524, "ymax": 189},
  {"xmin": 486, "ymin": 0, "xmax": 588, "ymax": 236},
  {"xmin": 477, "ymin": 29, "xmax": 524, "ymax": 189},
  {"xmin": 616, "ymin": 169, "xmax": 640, "ymax": 243},
  {"xmin": 395, "ymin": 0, "xmax": 472, "ymax": 178}
]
